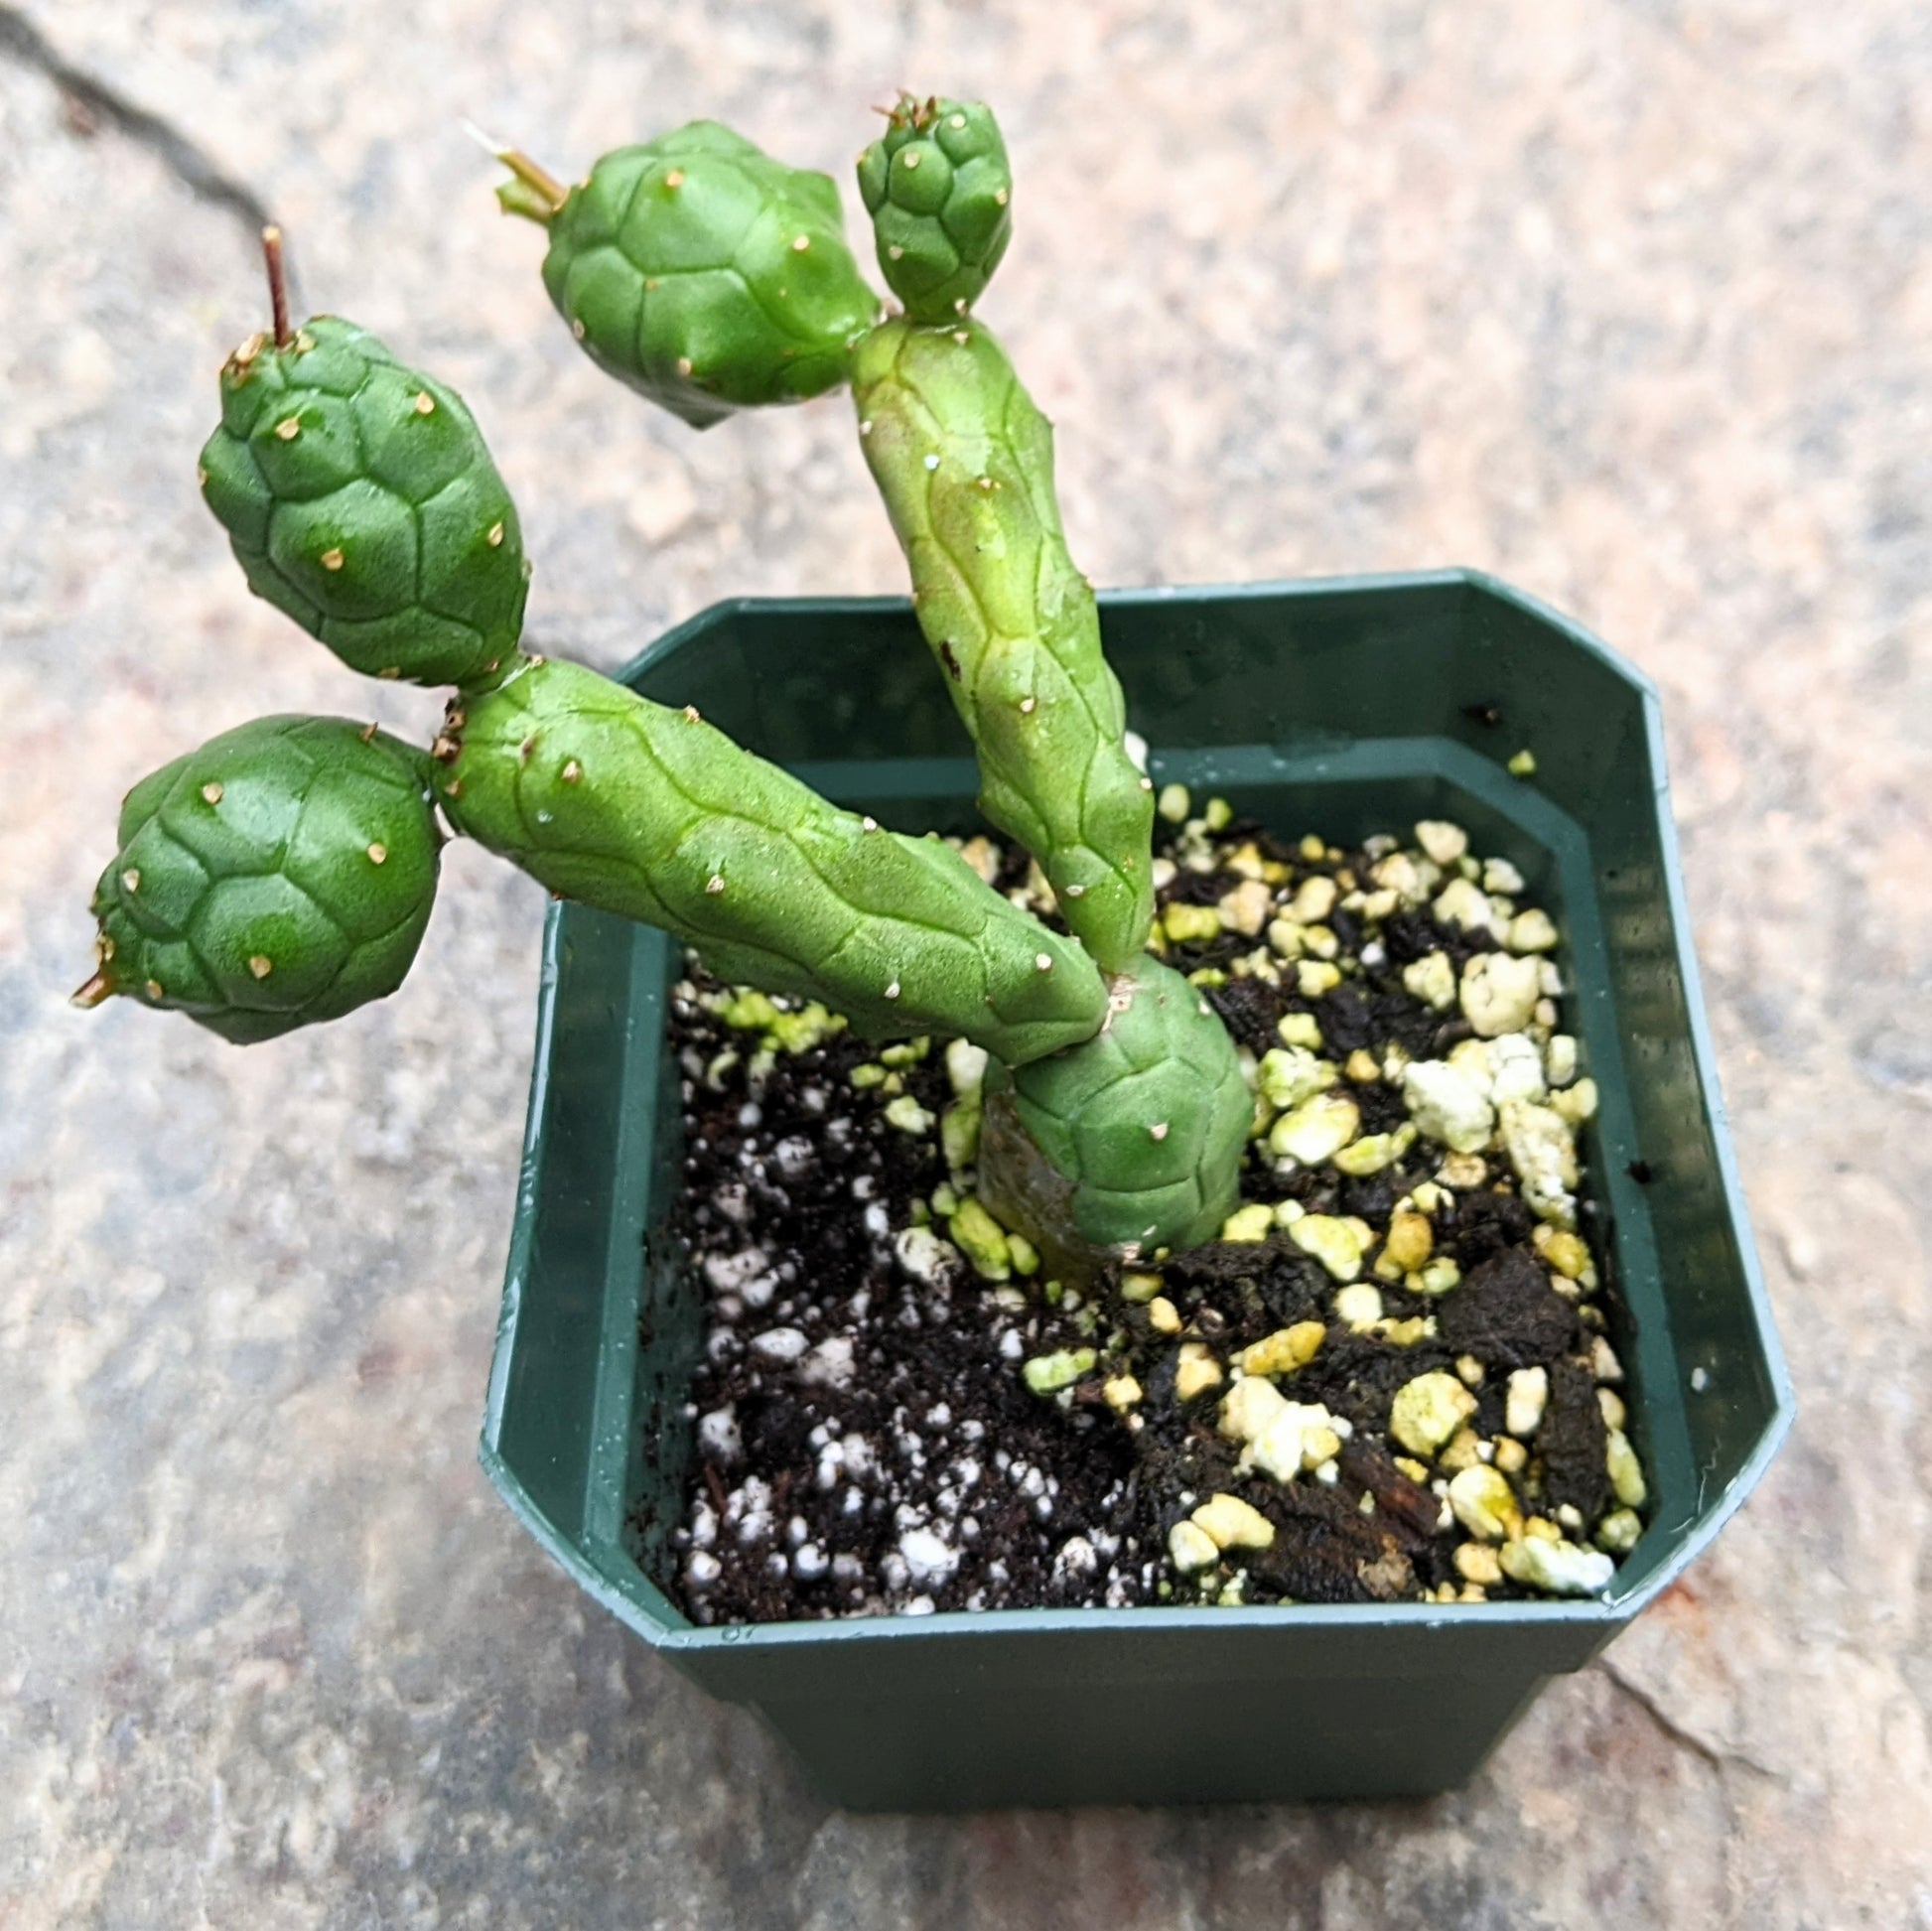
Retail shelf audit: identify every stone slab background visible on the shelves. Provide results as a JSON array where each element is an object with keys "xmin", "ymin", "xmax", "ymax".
[{"xmin": 1, "ymin": 2, "xmax": 1928, "ymax": 1925}]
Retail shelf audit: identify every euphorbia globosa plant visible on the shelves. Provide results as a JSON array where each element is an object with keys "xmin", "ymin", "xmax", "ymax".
[{"xmin": 76, "ymin": 98, "xmax": 1253, "ymax": 1279}]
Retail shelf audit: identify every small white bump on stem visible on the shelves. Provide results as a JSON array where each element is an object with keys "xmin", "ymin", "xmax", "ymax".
[
  {"xmin": 1035, "ymin": 953, "xmax": 1053, "ymax": 972},
  {"xmin": 367, "ymin": 843, "xmax": 388, "ymax": 865},
  {"xmin": 320, "ymin": 547, "xmax": 345, "ymax": 571},
  {"xmin": 1018, "ymin": 696, "xmax": 1035, "ymax": 714},
  {"xmin": 923, "ymin": 453, "xmax": 940, "ymax": 471},
  {"xmin": 1150, "ymin": 1122, "xmax": 1171, "ymax": 1141},
  {"xmin": 682, "ymin": 705, "xmax": 702, "ymax": 724},
  {"xmin": 885, "ymin": 980, "xmax": 901, "ymax": 1000},
  {"xmin": 1064, "ymin": 884, "xmax": 1085, "ymax": 897},
  {"xmin": 248, "ymin": 955, "xmax": 273, "ymax": 979},
  {"xmin": 561, "ymin": 759, "xmax": 583, "ymax": 784},
  {"xmin": 861, "ymin": 816, "xmax": 879, "ymax": 832},
  {"xmin": 201, "ymin": 781, "xmax": 224, "ymax": 804},
  {"xmin": 121, "ymin": 869, "xmax": 140, "ymax": 894},
  {"xmin": 274, "ymin": 417, "xmax": 300, "ymax": 441},
  {"xmin": 705, "ymin": 875, "xmax": 725, "ymax": 895},
  {"xmin": 487, "ymin": 522, "xmax": 505, "ymax": 547},
  {"xmin": 413, "ymin": 392, "xmax": 436, "ymax": 416}
]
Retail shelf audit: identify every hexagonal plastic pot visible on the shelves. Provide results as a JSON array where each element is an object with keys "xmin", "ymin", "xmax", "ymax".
[{"xmin": 480, "ymin": 570, "xmax": 1793, "ymax": 1811}]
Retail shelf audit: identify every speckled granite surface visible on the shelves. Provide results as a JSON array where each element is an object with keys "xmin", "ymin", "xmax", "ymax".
[{"xmin": 2, "ymin": 3, "xmax": 1928, "ymax": 1924}]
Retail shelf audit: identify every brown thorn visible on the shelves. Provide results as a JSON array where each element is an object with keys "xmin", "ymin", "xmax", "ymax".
[
  {"xmin": 463, "ymin": 117, "xmax": 569, "ymax": 208},
  {"xmin": 261, "ymin": 225, "xmax": 292, "ymax": 348},
  {"xmin": 499, "ymin": 146, "xmax": 567, "ymax": 212},
  {"xmin": 70, "ymin": 971, "xmax": 115, "ymax": 1010}
]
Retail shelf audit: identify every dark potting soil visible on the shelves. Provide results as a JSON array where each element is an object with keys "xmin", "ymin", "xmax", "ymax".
[{"xmin": 642, "ymin": 811, "xmax": 1645, "ymax": 1621}]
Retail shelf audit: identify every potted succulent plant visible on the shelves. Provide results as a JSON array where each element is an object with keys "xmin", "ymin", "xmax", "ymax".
[{"xmin": 76, "ymin": 97, "xmax": 1791, "ymax": 1809}]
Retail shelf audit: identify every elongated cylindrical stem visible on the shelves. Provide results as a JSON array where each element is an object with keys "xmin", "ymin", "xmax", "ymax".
[
  {"xmin": 439, "ymin": 655, "xmax": 1111, "ymax": 1066},
  {"xmin": 851, "ymin": 318, "xmax": 1156, "ymax": 972}
]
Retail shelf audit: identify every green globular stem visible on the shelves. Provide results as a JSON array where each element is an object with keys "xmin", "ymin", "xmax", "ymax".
[
  {"xmin": 856, "ymin": 94, "xmax": 1013, "ymax": 322},
  {"xmin": 437, "ymin": 655, "xmax": 1109, "ymax": 1066},
  {"xmin": 978, "ymin": 955, "xmax": 1252, "ymax": 1278},
  {"xmin": 531, "ymin": 122, "xmax": 881, "ymax": 429},
  {"xmin": 76, "ymin": 716, "xmax": 442, "ymax": 1044},
  {"xmin": 200, "ymin": 290, "xmax": 529, "ymax": 688},
  {"xmin": 850, "ymin": 317, "xmax": 1157, "ymax": 972}
]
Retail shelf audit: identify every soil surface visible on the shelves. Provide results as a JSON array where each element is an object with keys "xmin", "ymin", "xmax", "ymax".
[{"xmin": 645, "ymin": 804, "xmax": 1645, "ymax": 1620}]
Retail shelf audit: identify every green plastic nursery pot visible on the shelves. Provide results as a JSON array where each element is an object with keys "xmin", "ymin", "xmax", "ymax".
[{"xmin": 480, "ymin": 570, "xmax": 1793, "ymax": 1811}]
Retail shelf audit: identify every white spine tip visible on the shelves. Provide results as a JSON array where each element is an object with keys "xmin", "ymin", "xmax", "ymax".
[
  {"xmin": 885, "ymin": 980, "xmax": 901, "ymax": 1000},
  {"xmin": 1150, "ymin": 1122, "xmax": 1171, "ymax": 1141},
  {"xmin": 1035, "ymin": 953, "xmax": 1053, "ymax": 972},
  {"xmin": 705, "ymin": 875, "xmax": 725, "ymax": 895},
  {"xmin": 461, "ymin": 116, "xmax": 509, "ymax": 158}
]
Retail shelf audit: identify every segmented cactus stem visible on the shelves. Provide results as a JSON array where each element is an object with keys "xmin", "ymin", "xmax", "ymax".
[
  {"xmin": 439, "ymin": 655, "xmax": 1111, "ymax": 1066},
  {"xmin": 851, "ymin": 319, "xmax": 1157, "ymax": 971}
]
